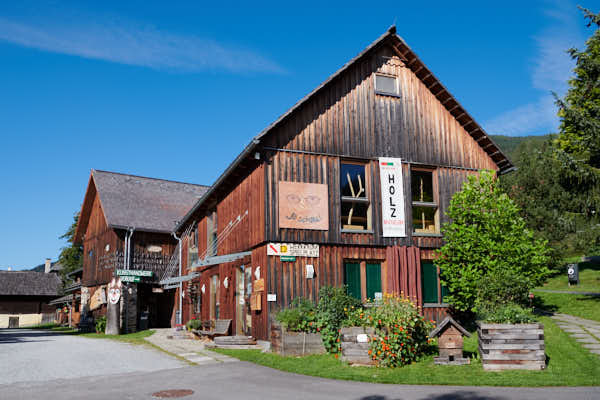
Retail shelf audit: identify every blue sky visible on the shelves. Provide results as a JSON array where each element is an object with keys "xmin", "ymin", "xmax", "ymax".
[{"xmin": 0, "ymin": 0, "xmax": 592, "ymax": 269}]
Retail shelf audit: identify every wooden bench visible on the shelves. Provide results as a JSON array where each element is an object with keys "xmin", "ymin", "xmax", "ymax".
[{"xmin": 198, "ymin": 319, "xmax": 231, "ymax": 338}]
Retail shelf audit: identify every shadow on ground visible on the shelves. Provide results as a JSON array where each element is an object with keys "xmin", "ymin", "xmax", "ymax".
[{"xmin": 359, "ymin": 391, "xmax": 506, "ymax": 400}]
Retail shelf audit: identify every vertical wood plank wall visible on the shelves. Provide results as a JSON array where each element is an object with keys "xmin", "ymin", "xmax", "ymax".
[{"xmin": 263, "ymin": 45, "xmax": 497, "ymax": 171}]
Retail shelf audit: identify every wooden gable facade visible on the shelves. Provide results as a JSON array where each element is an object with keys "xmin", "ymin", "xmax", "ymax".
[
  {"xmin": 176, "ymin": 27, "xmax": 512, "ymax": 340},
  {"xmin": 75, "ymin": 170, "xmax": 209, "ymax": 329}
]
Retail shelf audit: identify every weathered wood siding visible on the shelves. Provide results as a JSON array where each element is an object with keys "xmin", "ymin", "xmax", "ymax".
[
  {"xmin": 262, "ymin": 45, "xmax": 497, "ymax": 169},
  {"xmin": 215, "ymin": 164, "xmax": 265, "ymax": 255},
  {"xmin": 82, "ymin": 192, "xmax": 121, "ymax": 286}
]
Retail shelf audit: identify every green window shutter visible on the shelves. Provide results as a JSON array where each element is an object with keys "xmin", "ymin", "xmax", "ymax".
[
  {"xmin": 441, "ymin": 284, "xmax": 449, "ymax": 303},
  {"xmin": 421, "ymin": 262, "xmax": 439, "ymax": 303},
  {"xmin": 344, "ymin": 262, "xmax": 361, "ymax": 300},
  {"xmin": 366, "ymin": 263, "xmax": 382, "ymax": 301}
]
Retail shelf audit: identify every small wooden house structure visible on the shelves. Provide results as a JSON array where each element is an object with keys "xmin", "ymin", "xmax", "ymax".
[
  {"xmin": 0, "ymin": 271, "xmax": 60, "ymax": 328},
  {"xmin": 74, "ymin": 170, "xmax": 209, "ymax": 330},
  {"xmin": 429, "ymin": 316, "xmax": 470, "ymax": 365},
  {"xmin": 172, "ymin": 26, "xmax": 514, "ymax": 341}
]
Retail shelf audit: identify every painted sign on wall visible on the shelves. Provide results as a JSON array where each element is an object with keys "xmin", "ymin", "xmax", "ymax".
[
  {"xmin": 379, "ymin": 157, "xmax": 406, "ymax": 237},
  {"xmin": 278, "ymin": 181, "xmax": 328, "ymax": 230},
  {"xmin": 267, "ymin": 243, "xmax": 319, "ymax": 257}
]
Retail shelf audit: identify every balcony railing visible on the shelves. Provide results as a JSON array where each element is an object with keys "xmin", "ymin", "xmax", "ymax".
[{"xmin": 98, "ymin": 250, "xmax": 172, "ymax": 282}]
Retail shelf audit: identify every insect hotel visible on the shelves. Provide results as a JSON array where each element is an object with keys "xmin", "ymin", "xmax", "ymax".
[{"xmin": 429, "ymin": 316, "xmax": 471, "ymax": 365}]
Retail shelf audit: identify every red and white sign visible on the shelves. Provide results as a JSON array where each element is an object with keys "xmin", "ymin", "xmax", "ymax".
[
  {"xmin": 267, "ymin": 243, "xmax": 319, "ymax": 257},
  {"xmin": 379, "ymin": 157, "xmax": 406, "ymax": 237}
]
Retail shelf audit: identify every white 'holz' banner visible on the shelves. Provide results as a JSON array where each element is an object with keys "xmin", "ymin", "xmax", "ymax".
[{"xmin": 379, "ymin": 157, "xmax": 406, "ymax": 237}]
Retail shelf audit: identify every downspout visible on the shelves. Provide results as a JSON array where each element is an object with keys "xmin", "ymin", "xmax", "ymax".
[
  {"xmin": 126, "ymin": 228, "xmax": 134, "ymax": 269},
  {"xmin": 172, "ymin": 231, "xmax": 182, "ymax": 325}
]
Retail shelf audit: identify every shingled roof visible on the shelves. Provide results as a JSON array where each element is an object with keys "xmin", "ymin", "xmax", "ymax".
[
  {"xmin": 75, "ymin": 170, "xmax": 209, "ymax": 242},
  {"xmin": 0, "ymin": 271, "xmax": 61, "ymax": 296}
]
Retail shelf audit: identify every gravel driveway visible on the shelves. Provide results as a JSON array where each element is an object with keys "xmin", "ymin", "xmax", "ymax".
[{"xmin": 0, "ymin": 329, "xmax": 185, "ymax": 385}]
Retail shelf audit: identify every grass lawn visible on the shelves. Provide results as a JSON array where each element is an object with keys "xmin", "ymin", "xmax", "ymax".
[
  {"xmin": 533, "ymin": 291, "xmax": 600, "ymax": 322},
  {"xmin": 213, "ymin": 316, "xmax": 600, "ymax": 387},
  {"xmin": 539, "ymin": 261, "xmax": 600, "ymax": 293}
]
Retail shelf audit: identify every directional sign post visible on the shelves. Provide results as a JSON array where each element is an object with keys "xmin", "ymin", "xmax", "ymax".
[
  {"xmin": 120, "ymin": 275, "xmax": 141, "ymax": 283},
  {"xmin": 116, "ymin": 269, "xmax": 153, "ymax": 278}
]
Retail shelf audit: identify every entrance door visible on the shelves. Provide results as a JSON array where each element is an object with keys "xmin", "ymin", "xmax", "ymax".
[{"xmin": 235, "ymin": 266, "xmax": 252, "ymax": 335}]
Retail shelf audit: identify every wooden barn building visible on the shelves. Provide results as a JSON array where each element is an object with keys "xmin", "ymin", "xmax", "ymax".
[
  {"xmin": 172, "ymin": 26, "xmax": 513, "ymax": 341},
  {"xmin": 74, "ymin": 170, "xmax": 209, "ymax": 330},
  {"xmin": 0, "ymin": 270, "xmax": 60, "ymax": 328}
]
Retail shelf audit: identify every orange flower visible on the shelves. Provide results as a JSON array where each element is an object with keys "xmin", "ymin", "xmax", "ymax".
[
  {"xmin": 336, "ymin": 338, "xmax": 340, "ymax": 342},
  {"xmin": 368, "ymin": 350, "xmax": 372, "ymax": 355},
  {"xmin": 335, "ymin": 354, "xmax": 339, "ymax": 359}
]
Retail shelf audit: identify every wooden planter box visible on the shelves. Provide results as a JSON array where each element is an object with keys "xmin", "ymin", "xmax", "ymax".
[
  {"xmin": 340, "ymin": 327, "xmax": 376, "ymax": 365},
  {"xmin": 477, "ymin": 323, "xmax": 546, "ymax": 371},
  {"xmin": 270, "ymin": 325, "xmax": 325, "ymax": 356}
]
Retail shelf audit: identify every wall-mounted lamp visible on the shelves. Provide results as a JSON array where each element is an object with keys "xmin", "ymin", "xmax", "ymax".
[
  {"xmin": 201, "ymin": 284, "xmax": 206, "ymax": 294},
  {"xmin": 223, "ymin": 277, "xmax": 229, "ymax": 289},
  {"xmin": 254, "ymin": 266, "xmax": 261, "ymax": 280}
]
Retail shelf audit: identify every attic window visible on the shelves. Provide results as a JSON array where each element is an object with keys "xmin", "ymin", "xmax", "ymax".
[{"xmin": 375, "ymin": 74, "xmax": 399, "ymax": 97}]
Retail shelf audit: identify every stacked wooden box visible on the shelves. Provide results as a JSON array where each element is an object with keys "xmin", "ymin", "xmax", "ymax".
[
  {"xmin": 270, "ymin": 325, "xmax": 325, "ymax": 356},
  {"xmin": 478, "ymin": 323, "xmax": 545, "ymax": 370},
  {"xmin": 340, "ymin": 327, "xmax": 376, "ymax": 365}
]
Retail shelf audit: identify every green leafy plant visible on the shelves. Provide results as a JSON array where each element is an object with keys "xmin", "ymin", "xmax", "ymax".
[
  {"xmin": 315, "ymin": 286, "xmax": 361, "ymax": 353},
  {"xmin": 275, "ymin": 298, "xmax": 317, "ymax": 333},
  {"xmin": 186, "ymin": 318, "xmax": 202, "ymax": 331},
  {"xmin": 437, "ymin": 171, "xmax": 551, "ymax": 314},
  {"xmin": 478, "ymin": 303, "xmax": 537, "ymax": 324},
  {"xmin": 95, "ymin": 316, "xmax": 107, "ymax": 333}
]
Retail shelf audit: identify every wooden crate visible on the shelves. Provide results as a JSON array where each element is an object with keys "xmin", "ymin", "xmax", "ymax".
[
  {"xmin": 340, "ymin": 327, "xmax": 376, "ymax": 365},
  {"xmin": 270, "ymin": 325, "xmax": 325, "ymax": 356},
  {"xmin": 477, "ymin": 323, "xmax": 546, "ymax": 371}
]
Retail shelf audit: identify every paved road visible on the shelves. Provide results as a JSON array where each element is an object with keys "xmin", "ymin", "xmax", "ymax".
[
  {"xmin": 0, "ymin": 329, "xmax": 185, "ymax": 385},
  {"xmin": 1, "ymin": 361, "xmax": 599, "ymax": 400}
]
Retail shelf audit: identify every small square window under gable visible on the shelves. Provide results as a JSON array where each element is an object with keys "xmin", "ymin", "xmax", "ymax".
[{"xmin": 375, "ymin": 73, "xmax": 400, "ymax": 97}]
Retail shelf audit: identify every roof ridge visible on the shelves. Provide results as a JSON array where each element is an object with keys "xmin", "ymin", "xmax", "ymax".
[{"xmin": 92, "ymin": 169, "xmax": 210, "ymax": 188}]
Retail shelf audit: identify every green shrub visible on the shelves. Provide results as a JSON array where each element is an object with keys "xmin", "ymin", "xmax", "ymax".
[
  {"xmin": 275, "ymin": 298, "xmax": 317, "ymax": 332},
  {"xmin": 315, "ymin": 286, "xmax": 361, "ymax": 353},
  {"xmin": 344, "ymin": 293, "xmax": 433, "ymax": 367},
  {"xmin": 475, "ymin": 268, "xmax": 532, "ymax": 312},
  {"xmin": 478, "ymin": 303, "xmax": 537, "ymax": 324},
  {"xmin": 437, "ymin": 171, "xmax": 552, "ymax": 314},
  {"xmin": 186, "ymin": 319, "xmax": 202, "ymax": 331},
  {"xmin": 95, "ymin": 316, "xmax": 106, "ymax": 333}
]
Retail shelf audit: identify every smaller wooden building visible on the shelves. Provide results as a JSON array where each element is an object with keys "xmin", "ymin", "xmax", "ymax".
[
  {"xmin": 74, "ymin": 170, "xmax": 209, "ymax": 330},
  {"xmin": 0, "ymin": 271, "xmax": 60, "ymax": 328}
]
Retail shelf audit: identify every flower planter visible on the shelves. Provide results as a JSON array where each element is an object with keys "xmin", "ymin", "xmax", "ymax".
[
  {"xmin": 270, "ymin": 325, "xmax": 325, "ymax": 356},
  {"xmin": 340, "ymin": 327, "xmax": 376, "ymax": 365},
  {"xmin": 477, "ymin": 322, "xmax": 545, "ymax": 370}
]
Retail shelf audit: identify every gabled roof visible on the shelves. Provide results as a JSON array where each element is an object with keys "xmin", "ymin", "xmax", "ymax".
[
  {"xmin": 429, "ymin": 316, "xmax": 471, "ymax": 338},
  {"xmin": 0, "ymin": 271, "xmax": 61, "ymax": 296},
  {"xmin": 75, "ymin": 170, "xmax": 209, "ymax": 242},
  {"xmin": 175, "ymin": 26, "xmax": 513, "ymax": 232}
]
